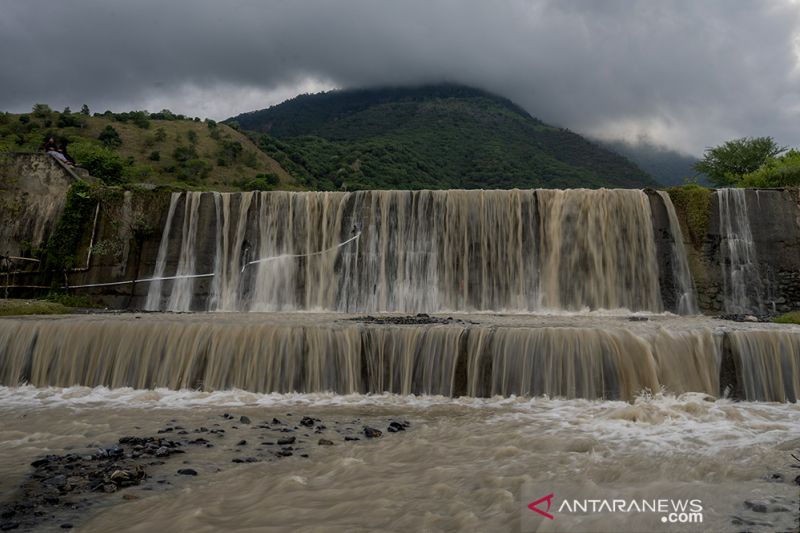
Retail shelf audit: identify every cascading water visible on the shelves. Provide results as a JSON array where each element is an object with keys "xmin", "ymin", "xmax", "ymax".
[
  {"xmin": 143, "ymin": 189, "xmax": 687, "ymax": 313},
  {"xmin": 3, "ymin": 186, "xmax": 799, "ymax": 533},
  {"xmin": 1, "ymin": 314, "xmax": 797, "ymax": 402},
  {"xmin": 657, "ymin": 190, "xmax": 698, "ymax": 314},
  {"xmin": 144, "ymin": 192, "xmax": 180, "ymax": 310},
  {"xmin": 717, "ymin": 188, "xmax": 764, "ymax": 314}
]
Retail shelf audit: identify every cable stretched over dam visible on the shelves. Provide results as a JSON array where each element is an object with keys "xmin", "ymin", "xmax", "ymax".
[
  {"xmin": 239, "ymin": 232, "xmax": 361, "ymax": 273},
  {"xmin": 63, "ymin": 232, "xmax": 361, "ymax": 290}
]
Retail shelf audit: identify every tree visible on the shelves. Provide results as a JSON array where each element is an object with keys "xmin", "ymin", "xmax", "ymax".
[
  {"xmin": 98, "ymin": 125, "xmax": 122, "ymax": 148},
  {"xmin": 740, "ymin": 150, "xmax": 800, "ymax": 187},
  {"xmin": 80, "ymin": 104, "xmax": 90, "ymax": 116},
  {"xmin": 32, "ymin": 104, "xmax": 52, "ymax": 118},
  {"xmin": 218, "ymin": 139, "xmax": 243, "ymax": 163},
  {"xmin": 173, "ymin": 145, "xmax": 198, "ymax": 162},
  {"xmin": 695, "ymin": 137, "xmax": 786, "ymax": 186}
]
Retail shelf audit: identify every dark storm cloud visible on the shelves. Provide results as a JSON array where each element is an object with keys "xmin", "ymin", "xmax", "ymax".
[{"xmin": 1, "ymin": 0, "xmax": 798, "ymax": 154}]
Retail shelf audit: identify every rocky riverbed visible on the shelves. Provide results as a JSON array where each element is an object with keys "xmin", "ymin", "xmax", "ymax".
[{"xmin": 0, "ymin": 411, "xmax": 409, "ymax": 531}]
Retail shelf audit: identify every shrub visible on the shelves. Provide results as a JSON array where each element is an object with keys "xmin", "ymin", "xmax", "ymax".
[
  {"xmin": 740, "ymin": 150, "xmax": 800, "ymax": 188},
  {"xmin": 57, "ymin": 109, "xmax": 84, "ymax": 128},
  {"xmin": 148, "ymin": 150, "xmax": 160, "ymax": 161},
  {"xmin": 70, "ymin": 141, "xmax": 127, "ymax": 184},
  {"xmin": 150, "ymin": 109, "xmax": 177, "ymax": 121},
  {"xmin": 241, "ymin": 150, "xmax": 259, "ymax": 168},
  {"xmin": 176, "ymin": 159, "xmax": 211, "ymax": 183},
  {"xmin": 113, "ymin": 110, "xmax": 150, "ymax": 129},
  {"xmin": 218, "ymin": 139, "xmax": 243, "ymax": 163},
  {"xmin": 173, "ymin": 145, "xmax": 198, "ymax": 162},
  {"xmin": 239, "ymin": 172, "xmax": 280, "ymax": 191},
  {"xmin": 98, "ymin": 125, "xmax": 122, "ymax": 148}
]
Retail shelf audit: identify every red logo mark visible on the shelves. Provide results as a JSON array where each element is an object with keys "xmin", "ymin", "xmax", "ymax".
[{"xmin": 528, "ymin": 493, "xmax": 555, "ymax": 520}]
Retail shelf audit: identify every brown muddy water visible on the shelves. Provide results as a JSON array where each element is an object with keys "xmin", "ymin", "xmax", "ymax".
[
  {"xmin": 0, "ymin": 313, "xmax": 799, "ymax": 531},
  {"xmin": 0, "ymin": 388, "xmax": 798, "ymax": 532}
]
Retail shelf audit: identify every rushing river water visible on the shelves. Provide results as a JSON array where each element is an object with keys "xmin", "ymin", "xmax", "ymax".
[
  {"xmin": 1, "ymin": 312, "xmax": 798, "ymax": 531},
  {"xmin": 0, "ymin": 387, "xmax": 798, "ymax": 532}
]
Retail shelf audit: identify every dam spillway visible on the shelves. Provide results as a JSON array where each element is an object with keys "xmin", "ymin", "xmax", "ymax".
[
  {"xmin": 3, "ymin": 186, "xmax": 800, "ymax": 403},
  {"xmin": 142, "ymin": 189, "xmax": 676, "ymax": 313},
  {"xmin": 1, "ymin": 313, "xmax": 797, "ymax": 402}
]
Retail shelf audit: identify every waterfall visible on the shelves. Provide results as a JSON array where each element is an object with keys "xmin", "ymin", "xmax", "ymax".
[
  {"xmin": 657, "ymin": 191, "xmax": 698, "ymax": 314},
  {"xmin": 166, "ymin": 192, "xmax": 203, "ymax": 312},
  {"xmin": 1, "ymin": 316, "xmax": 797, "ymax": 401},
  {"xmin": 728, "ymin": 330, "xmax": 800, "ymax": 402},
  {"xmin": 536, "ymin": 189, "xmax": 662, "ymax": 311},
  {"xmin": 718, "ymin": 189, "xmax": 763, "ymax": 314},
  {"xmin": 144, "ymin": 193, "xmax": 180, "ymax": 310},
  {"xmin": 143, "ymin": 189, "xmax": 680, "ymax": 313}
]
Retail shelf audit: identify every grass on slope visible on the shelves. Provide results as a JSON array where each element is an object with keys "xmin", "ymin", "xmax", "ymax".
[{"xmin": 0, "ymin": 109, "xmax": 299, "ymax": 191}]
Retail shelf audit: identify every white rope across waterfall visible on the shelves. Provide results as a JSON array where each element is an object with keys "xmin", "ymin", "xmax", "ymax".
[
  {"xmin": 239, "ymin": 232, "xmax": 361, "ymax": 273},
  {"xmin": 64, "ymin": 232, "xmax": 361, "ymax": 290}
]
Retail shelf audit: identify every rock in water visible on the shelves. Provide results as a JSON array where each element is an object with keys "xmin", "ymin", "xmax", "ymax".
[
  {"xmin": 239, "ymin": 416, "xmax": 251, "ymax": 424},
  {"xmin": 387, "ymin": 421, "xmax": 406, "ymax": 433},
  {"xmin": 363, "ymin": 427, "xmax": 382, "ymax": 439},
  {"xmin": 318, "ymin": 439, "xmax": 334, "ymax": 446},
  {"xmin": 177, "ymin": 469, "xmax": 198, "ymax": 476}
]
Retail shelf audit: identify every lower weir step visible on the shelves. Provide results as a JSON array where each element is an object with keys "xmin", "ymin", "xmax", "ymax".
[{"xmin": 0, "ymin": 313, "xmax": 797, "ymax": 402}]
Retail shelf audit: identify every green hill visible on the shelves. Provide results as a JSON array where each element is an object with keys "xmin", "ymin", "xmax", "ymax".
[
  {"xmin": 230, "ymin": 84, "xmax": 657, "ymax": 190},
  {"xmin": 0, "ymin": 107, "xmax": 299, "ymax": 191}
]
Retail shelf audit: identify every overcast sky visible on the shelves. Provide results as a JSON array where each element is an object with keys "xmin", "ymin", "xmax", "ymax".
[{"xmin": 2, "ymin": 0, "xmax": 798, "ymax": 155}]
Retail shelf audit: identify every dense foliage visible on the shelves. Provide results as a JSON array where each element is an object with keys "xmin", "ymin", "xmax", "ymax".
[
  {"xmin": 230, "ymin": 84, "xmax": 656, "ymax": 190},
  {"xmin": 695, "ymin": 137, "xmax": 786, "ymax": 186},
  {"xmin": 42, "ymin": 180, "xmax": 97, "ymax": 271},
  {"xmin": 740, "ymin": 150, "xmax": 800, "ymax": 187}
]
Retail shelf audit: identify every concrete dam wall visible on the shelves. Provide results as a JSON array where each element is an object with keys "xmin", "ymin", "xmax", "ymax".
[{"xmin": 2, "ymin": 155, "xmax": 800, "ymax": 315}]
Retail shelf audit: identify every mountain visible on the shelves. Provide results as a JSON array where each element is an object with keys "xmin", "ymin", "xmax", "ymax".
[
  {"xmin": 601, "ymin": 139, "xmax": 707, "ymax": 186},
  {"xmin": 229, "ymin": 84, "xmax": 657, "ymax": 190}
]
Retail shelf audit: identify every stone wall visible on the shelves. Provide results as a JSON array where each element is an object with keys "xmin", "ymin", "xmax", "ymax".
[
  {"xmin": 0, "ymin": 153, "xmax": 75, "ymax": 262},
  {"xmin": 671, "ymin": 188, "xmax": 800, "ymax": 314}
]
